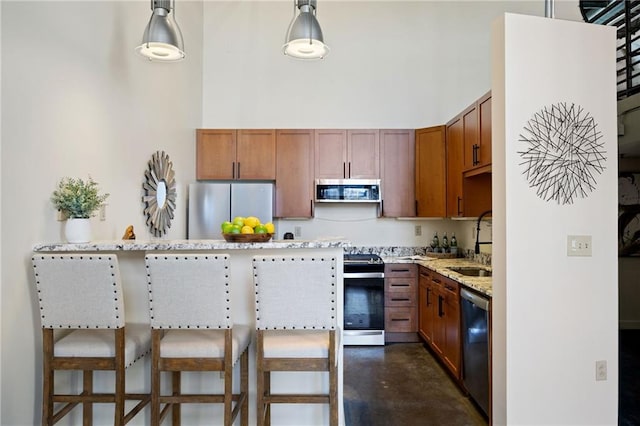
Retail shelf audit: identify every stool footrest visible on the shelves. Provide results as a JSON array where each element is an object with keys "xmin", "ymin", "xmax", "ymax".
[{"xmin": 264, "ymin": 394, "xmax": 330, "ymax": 404}]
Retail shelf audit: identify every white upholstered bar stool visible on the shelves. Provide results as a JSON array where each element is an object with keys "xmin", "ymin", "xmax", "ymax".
[
  {"xmin": 145, "ymin": 253, "xmax": 250, "ymax": 426},
  {"xmin": 252, "ymin": 255, "xmax": 338, "ymax": 426},
  {"xmin": 31, "ymin": 253, "xmax": 150, "ymax": 426}
]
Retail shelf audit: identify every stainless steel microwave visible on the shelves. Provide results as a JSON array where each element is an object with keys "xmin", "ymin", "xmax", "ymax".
[{"xmin": 315, "ymin": 179, "xmax": 381, "ymax": 203}]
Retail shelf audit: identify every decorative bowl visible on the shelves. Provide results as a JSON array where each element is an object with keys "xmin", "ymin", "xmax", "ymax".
[{"xmin": 222, "ymin": 233, "xmax": 273, "ymax": 243}]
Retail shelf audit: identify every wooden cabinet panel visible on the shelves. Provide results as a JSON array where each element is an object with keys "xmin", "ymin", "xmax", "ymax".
[
  {"xmin": 347, "ymin": 130, "xmax": 379, "ymax": 179},
  {"xmin": 462, "ymin": 105, "xmax": 479, "ymax": 170},
  {"xmin": 380, "ymin": 129, "xmax": 415, "ymax": 217},
  {"xmin": 446, "ymin": 119, "xmax": 464, "ymax": 217},
  {"xmin": 236, "ymin": 129, "xmax": 276, "ymax": 180},
  {"xmin": 275, "ymin": 129, "xmax": 314, "ymax": 218},
  {"xmin": 196, "ymin": 129, "xmax": 275, "ymax": 180},
  {"xmin": 478, "ymin": 92, "xmax": 492, "ymax": 167},
  {"xmin": 196, "ymin": 129, "xmax": 236, "ymax": 180},
  {"xmin": 419, "ymin": 267, "xmax": 461, "ymax": 380},
  {"xmin": 415, "ymin": 126, "xmax": 446, "ymax": 217},
  {"xmin": 314, "ymin": 129, "xmax": 347, "ymax": 179},
  {"xmin": 314, "ymin": 129, "xmax": 379, "ymax": 179},
  {"xmin": 442, "ymin": 278, "xmax": 461, "ymax": 378},
  {"xmin": 418, "ymin": 267, "xmax": 435, "ymax": 344},
  {"xmin": 385, "ymin": 307, "xmax": 417, "ymax": 333},
  {"xmin": 385, "ymin": 264, "xmax": 418, "ymax": 340}
]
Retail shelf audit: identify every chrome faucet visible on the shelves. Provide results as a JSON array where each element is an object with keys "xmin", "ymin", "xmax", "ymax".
[{"xmin": 474, "ymin": 210, "xmax": 492, "ymax": 254}]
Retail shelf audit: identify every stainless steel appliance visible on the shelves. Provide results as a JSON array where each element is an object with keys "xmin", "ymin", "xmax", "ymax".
[
  {"xmin": 343, "ymin": 254, "xmax": 385, "ymax": 346},
  {"xmin": 187, "ymin": 182, "xmax": 274, "ymax": 239},
  {"xmin": 460, "ymin": 288, "xmax": 490, "ymax": 416},
  {"xmin": 315, "ymin": 179, "xmax": 381, "ymax": 203}
]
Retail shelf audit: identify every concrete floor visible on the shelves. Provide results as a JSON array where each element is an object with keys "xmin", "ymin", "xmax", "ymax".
[{"xmin": 343, "ymin": 342, "xmax": 487, "ymax": 426}]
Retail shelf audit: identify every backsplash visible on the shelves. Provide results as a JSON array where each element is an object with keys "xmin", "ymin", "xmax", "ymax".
[{"xmin": 345, "ymin": 246, "xmax": 491, "ymax": 266}]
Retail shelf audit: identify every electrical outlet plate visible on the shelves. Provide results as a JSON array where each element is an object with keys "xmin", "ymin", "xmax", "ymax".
[
  {"xmin": 596, "ymin": 360, "xmax": 607, "ymax": 381},
  {"xmin": 294, "ymin": 226, "xmax": 302, "ymax": 238},
  {"xmin": 99, "ymin": 204, "xmax": 106, "ymax": 221},
  {"xmin": 415, "ymin": 225, "xmax": 422, "ymax": 236},
  {"xmin": 567, "ymin": 235, "xmax": 592, "ymax": 257}
]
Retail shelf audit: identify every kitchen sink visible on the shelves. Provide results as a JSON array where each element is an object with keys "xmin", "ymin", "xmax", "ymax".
[{"xmin": 446, "ymin": 267, "xmax": 492, "ymax": 277}]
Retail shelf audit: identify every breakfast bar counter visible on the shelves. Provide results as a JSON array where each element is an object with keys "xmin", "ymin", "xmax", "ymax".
[{"xmin": 33, "ymin": 238, "xmax": 349, "ymax": 425}]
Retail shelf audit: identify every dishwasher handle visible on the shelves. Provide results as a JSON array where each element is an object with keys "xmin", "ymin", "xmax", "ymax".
[{"xmin": 460, "ymin": 288, "xmax": 490, "ymax": 311}]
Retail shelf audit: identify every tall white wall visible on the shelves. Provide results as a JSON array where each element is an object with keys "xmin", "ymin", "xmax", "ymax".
[
  {"xmin": 0, "ymin": 1, "xmax": 203, "ymax": 424},
  {"xmin": 492, "ymin": 14, "xmax": 618, "ymax": 425}
]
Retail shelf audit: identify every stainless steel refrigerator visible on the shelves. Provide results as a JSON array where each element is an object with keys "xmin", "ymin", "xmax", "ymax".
[{"xmin": 187, "ymin": 182, "xmax": 274, "ymax": 239}]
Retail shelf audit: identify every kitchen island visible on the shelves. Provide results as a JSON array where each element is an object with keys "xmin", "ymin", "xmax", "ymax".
[{"xmin": 33, "ymin": 238, "xmax": 349, "ymax": 426}]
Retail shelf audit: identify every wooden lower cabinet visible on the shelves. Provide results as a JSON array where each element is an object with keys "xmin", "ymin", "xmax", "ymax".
[
  {"xmin": 384, "ymin": 264, "xmax": 419, "ymax": 343},
  {"xmin": 418, "ymin": 266, "xmax": 461, "ymax": 380}
]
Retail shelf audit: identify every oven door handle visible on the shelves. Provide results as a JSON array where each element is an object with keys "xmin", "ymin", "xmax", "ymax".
[{"xmin": 343, "ymin": 272, "xmax": 385, "ymax": 279}]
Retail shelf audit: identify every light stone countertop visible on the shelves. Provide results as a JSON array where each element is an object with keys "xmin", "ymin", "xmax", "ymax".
[
  {"xmin": 383, "ymin": 255, "xmax": 492, "ymax": 297},
  {"xmin": 33, "ymin": 238, "xmax": 351, "ymax": 252}
]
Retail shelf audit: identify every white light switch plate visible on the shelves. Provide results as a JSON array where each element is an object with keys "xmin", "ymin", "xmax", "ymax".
[{"xmin": 567, "ymin": 235, "xmax": 592, "ymax": 257}]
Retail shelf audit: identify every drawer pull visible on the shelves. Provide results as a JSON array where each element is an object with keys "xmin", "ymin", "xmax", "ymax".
[
  {"xmin": 433, "ymin": 278, "xmax": 441, "ymax": 284},
  {"xmin": 391, "ymin": 268, "xmax": 410, "ymax": 273},
  {"xmin": 391, "ymin": 318, "xmax": 410, "ymax": 322},
  {"xmin": 391, "ymin": 283, "xmax": 410, "ymax": 287},
  {"xmin": 391, "ymin": 298, "xmax": 410, "ymax": 302}
]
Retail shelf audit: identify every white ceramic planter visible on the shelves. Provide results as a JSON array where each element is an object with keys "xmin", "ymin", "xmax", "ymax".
[{"xmin": 64, "ymin": 218, "xmax": 91, "ymax": 243}]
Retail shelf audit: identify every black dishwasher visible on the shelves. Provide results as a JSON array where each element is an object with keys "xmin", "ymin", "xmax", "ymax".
[{"xmin": 460, "ymin": 288, "xmax": 490, "ymax": 417}]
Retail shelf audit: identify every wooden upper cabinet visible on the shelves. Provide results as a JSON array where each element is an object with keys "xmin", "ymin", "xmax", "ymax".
[
  {"xmin": 236, "ymin": 129, "xmax": 276, "ymax": 180},
  {"xmin": 463, "ymin": 91, "xmax": 492, "ymax": 172},
  {"xmin": 314, "ymin": 129, "xmax": 379, "ymax": 179},
  {"xmin": 446, "ymin": 118, "xmax": 464, "ymax": 217},
  {"xmin": 347, "ymin": 130, "xmax": 379, "ymax": 179},
  {"xmin": 275, "ymin": 130, "xmax": 314, "ymax": 218},
  {"xmin": 380, "ymin": 129, "xmax": 415, "ymax": 217},
  {"xmin": 196, "ymin": 129, "xmax": 276, "ymax": 180},
  {"xmin": 415, "ymin": 126, "xmax": 446, "ymax": 217},
  {"xmin": 462, "ymin": 104, "xmax": 479, "ymax": 170},
  {"xmin": 477, "ymin": 92, "xmax": 492, "ymax": 167},
  {"xmin": 314, "ymin": 129, "xmax": 347, "ymax": 179},
  {"xmin": 196, "ymin": 129, "xmax": 237, "ymax": 180}
]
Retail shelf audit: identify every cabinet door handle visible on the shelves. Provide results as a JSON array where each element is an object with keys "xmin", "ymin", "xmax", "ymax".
[
  {"xmin": 438, "ymin": 295, "xmax": 444, "ymax": 317},
  {"xmin": 343, "ymin": 162, "xmax": 346, "ymax": 178},
  {"xmin": 426, "ymin": 288, "xmax": 431, "ymax": 305},
  {"xmin": 348, "ymin": 162, "xmax": 351, "ymax": 178},
  {"xmin": 415, "ymin": 200, "xmax": 418, "ymax": 216},
  {"xmin": 232, "ymin": 162, "xmax": 236, "ymax": 179},
  {"xmin": 457, "ymin": 196, "xmax": 462, "ymax": 216},
  {"xmin": 237, "ymin": 162, "xmax": 241, "ymax": 179},
  {"xmin": 310, "ymin": 199, "xmax": 314, "ymax": 217},
  {"xmin": 473, "ymin": 144, "xmax": 479, "ymax": 165}
]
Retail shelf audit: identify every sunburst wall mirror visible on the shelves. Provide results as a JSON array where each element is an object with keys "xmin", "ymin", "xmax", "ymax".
[{"xmin": 142, "ymin": 150, "xmax": 177, "ymax": 237}]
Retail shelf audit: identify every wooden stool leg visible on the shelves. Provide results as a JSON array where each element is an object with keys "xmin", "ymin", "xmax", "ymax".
[
  {"xmin": 264, "ymin": 371, "xmax": 271, "ymax": 426},
  {"xmin": 256, "ymin": 331, "xmax": 265, "ymax": 426},
  {"xmin": 241, "ymin": 349, "xmax": 249, "ymax": 426},
  {"xmin": 330, "ymin": 331, "xmax": 338, "ymax": 426},
  {"xmin": 172, "ymin": 371, "xmax": 181, "ymax": 426},
  {"xmin": 83, "ymin": 370, "xmax": 93, "ymax": 426},
  {"xmin": 42, "ymin": 330, "xmax": 54, "ymax": 426},
  {"xmin": 114, "ymin": 328, "xmax": 125, "ymax": 426},
  {"xmin": 151, "ymin": 331, "xmax": 161, "ymax": 426}
]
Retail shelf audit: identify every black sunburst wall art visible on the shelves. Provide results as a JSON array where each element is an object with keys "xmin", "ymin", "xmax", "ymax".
[{"xmin": 518, "ymin": 102, "xmax": 607, "ymax": 205}]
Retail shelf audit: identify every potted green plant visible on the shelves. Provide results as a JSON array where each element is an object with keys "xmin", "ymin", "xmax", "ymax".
[{"xmin": 51, "ymin": 177, "xmax": 109, "ymax": 243}]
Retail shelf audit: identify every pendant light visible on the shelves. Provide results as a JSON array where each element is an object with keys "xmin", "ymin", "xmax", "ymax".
[
  {"xmin": 136, "ymin": 0, "xmax": 185, "ymax": 62},
  {"xmin": 283, "ymin": 0, "xmax": 329, "ymax": 60}
]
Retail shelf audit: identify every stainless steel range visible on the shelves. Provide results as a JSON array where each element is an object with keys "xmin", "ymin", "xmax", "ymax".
[{"xmin": 343, "ymin": 254, "xmax": 385, "ymax": 346}]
